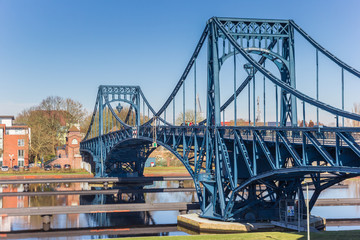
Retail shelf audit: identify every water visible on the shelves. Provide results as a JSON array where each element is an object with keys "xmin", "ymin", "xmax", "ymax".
[
  {"xmin": 0, "ymin": 180, "xmax": 197, "ymax": 239},
  {"xmin": 0, "ymin": 179, "xmax": 360, "ymax": 238},
  {"xmin": 311, "ymin": 179, "xmax": 360, "ymax": 231}
]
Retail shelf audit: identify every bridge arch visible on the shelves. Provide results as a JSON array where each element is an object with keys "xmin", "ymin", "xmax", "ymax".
[
  {"xmin": 104, "ymin": 135, "xmax": 203, "ymax": 200},
  {"xmin": 105, "ymin": 136, "xmax": 194, "ymax": 178},
  {"xmin": 221, "ymin": 47, "xmax": 290, "ymax": 72}
]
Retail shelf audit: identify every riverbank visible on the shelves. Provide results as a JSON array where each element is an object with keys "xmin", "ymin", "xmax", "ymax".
[
  {"xmin": 144, "ymin": 166, "xmax": 190, "ymax": 176},
  {"xmin": 0, "ymin": 169, "xmax": 93, "ymax": 179},
  {"xmin": 111, "ymin": 230, "xmax": 360, "ymax": 240}
]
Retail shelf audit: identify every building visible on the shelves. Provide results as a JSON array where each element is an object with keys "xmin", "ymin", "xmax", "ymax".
[
  {"xmin": 52, "ymin": 126, "xmax": 83, "ymax": 169},
  {"xmin": 0, "ymin": 116, "xmax": 30, "ymax": 167}
]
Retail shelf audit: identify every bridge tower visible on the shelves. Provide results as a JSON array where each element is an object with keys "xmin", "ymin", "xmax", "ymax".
[
  {"xmin": 201, "ymin": 17, "xmax": 300, "ymax": 219},
  {"xmin": 84, "ymin": 85, "xmax": 142, "ymax": 176}
]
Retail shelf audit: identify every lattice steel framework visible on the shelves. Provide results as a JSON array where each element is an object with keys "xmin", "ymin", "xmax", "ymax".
[{"xmin": 81, "ymin": 17, "xmax": 360, "ymax": 221}]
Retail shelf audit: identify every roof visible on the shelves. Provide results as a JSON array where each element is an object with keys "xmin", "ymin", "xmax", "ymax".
[
  {"xmin": 7, "ymin": 125, "xmax": 28, "ymax": 129},
  {"xmin": 0, "ymin": 116, "xmax": 14, "ymax": 120},
  {"xmin": 68, "ymin": 126, "xmax": 80, "ymax": 132}
]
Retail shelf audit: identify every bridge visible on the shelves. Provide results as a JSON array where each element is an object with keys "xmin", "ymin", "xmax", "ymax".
[{"xmin": 80, "ymin": 17, "xmax": 360, "ymax": 221}]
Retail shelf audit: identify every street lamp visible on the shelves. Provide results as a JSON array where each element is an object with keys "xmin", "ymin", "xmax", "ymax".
[
  {"xmin": 116, "ymin": 103, "xmax": 123, "ymax": 113},
  {"xmin": 303, "ymin": 179, "xmax": 310, "ymax": 240},
  {"xmin": 9, "ymin": 154, "xmax": 14, "ymax": 168}
]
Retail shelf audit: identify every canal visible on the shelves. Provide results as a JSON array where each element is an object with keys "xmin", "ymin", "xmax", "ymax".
[{"xmin": 0, "ymin": 179, "xmax": 359, "ymax": 239}]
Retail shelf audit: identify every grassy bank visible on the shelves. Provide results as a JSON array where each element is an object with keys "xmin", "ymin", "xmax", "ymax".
[
  {"xmin": 110, "ymin": 230, "xmax": 360, "ymax": 240},
  {"xmin": 0, "ymin": 169, "xmax": 92, "ymax": 177},
  {"xmin": 143, "ymin": 166, "xmax": 190, "ymax": 176}
]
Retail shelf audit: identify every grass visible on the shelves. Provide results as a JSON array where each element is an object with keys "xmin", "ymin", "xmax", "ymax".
[
  {"xmin": 0, "ymin": 169, "xmax": 92, "ymax": 176},
  {"xmin": 108, "ymin": 230, "xmax": 360, "ymax": 240},
  {"xmin": 143, "ymin": 166, "xmax": 190, "ymax": 176}
]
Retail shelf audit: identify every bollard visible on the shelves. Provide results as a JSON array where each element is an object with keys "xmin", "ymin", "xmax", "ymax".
[{"xmin": 41, "ymin": 215, "xmax": 52, "ymax": 231}]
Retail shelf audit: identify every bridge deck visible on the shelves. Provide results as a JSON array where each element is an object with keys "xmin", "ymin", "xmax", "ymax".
[
  {"xmin": 0, "ymin": 224, "xmax": 178, "ymax": 239},
  {"xmin": 0, "ymin": 198, "xmax": 358, "ymax": 217},
  {"xmin": 0, "ymin": 202, "xmax": 200, "ymax": 217},
  {"xmin": 0, "ymin": 176, "xmax": 192, "ymax": 185},
  {"xmin": 0, "ymin": 187, "xmax": 196, "ymax": 197},
  {"xmin": 0, "ymin": 183, "xmax": 347, "ymax": 197}
]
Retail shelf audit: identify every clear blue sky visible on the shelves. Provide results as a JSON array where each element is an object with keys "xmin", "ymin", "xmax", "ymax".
[{"xmin": 1, "ymin": 0, "xmax": 360, "ymax": 124}]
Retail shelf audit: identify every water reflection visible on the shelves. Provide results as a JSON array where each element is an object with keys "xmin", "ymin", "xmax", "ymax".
[
  {"xmin": 311, "ymin": 179, "xmax": 360, "ymax": 231},
  {"xmin": 0, "ymin": 180, "xmax": 197, "ymax": 239},
  {"xmin": 0, "ymin": 178, "xmax": 358, "ymax": 238}
]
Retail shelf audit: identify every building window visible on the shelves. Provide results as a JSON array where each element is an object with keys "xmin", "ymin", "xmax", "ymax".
[
  {"xmin": 18, "ymin": 150, "xmax": 24, "ymax": 167},
  {"xmin": 18, "ymin": 159, "xmax": 24, "ymax": 167},
  {"xmin": 0, "ymin": 160, "xmax": 2, "ymax": 167},
  {"xmin": 71, "ymin": 139, "xmax": 78, "ymax": 145},
  {"xmin": 18, "ymin": 139, "xmax": 25, "ymax": 147},
  {"xmin": 18, "ymin": 149, "xmax": 24, "ymax": 159}
]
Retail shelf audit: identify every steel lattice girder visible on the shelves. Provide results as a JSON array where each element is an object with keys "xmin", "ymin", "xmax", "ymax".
[{"xmin": 81, "ymin": 124, "xmax": 360, "ymax": 220}]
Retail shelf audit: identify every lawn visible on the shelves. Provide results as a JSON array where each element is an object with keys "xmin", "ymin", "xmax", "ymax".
[
  {"xmin": 0, "ymin": 169, "xmax": 92, "ymax": 177},
  {"xmin": 143, "ymin": 166, "xmax": 190, "ymax": 176},
  {"xmin": 110, "ymin": 230, "xmax": 360, "ymax": 240}
]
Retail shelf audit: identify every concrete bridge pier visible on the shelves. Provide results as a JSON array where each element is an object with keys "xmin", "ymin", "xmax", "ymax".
[
  {"xmin": 24, "ymin": 183, "xmax": 29, "ymax": 192},
  {"xmin": 41, "ymin": 215, "xmax": 52, "ymax": 231}
]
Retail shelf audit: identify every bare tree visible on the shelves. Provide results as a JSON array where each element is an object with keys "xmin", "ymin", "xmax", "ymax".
[
  {"xmin": 349, "ymin": 103, "xmax": 360, "ymax": 127},
  {"xmin": 16, "ymin": 96, "xmax": 87, "ymax": 162},
  {"xmin": 176, "ymin": 110, "xmax": 204, "ymax": 125},
  {"xmin": 16, "ymin": 107, "xmax": 55, "ymax": 162}
]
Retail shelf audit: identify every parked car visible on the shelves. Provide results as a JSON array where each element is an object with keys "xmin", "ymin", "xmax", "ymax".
[
  {"xmin": 44, "ymin": 165, "xmax": 52, "ymax": 171},
  {"xmin": 53, "ymin": 164, "xmax": 61, "ymax": 170},
  {"xmin": 1, "ymin": 166, "xmax": 9, "ymax": 172},
  {"xmin": 23, "ymin": 165, "xmax": 30, "ymax": 171},
  {"xmin": 13, "ymin": 165, "xmax": 20, "ymax": 171},
  {"xmin": 64, "ymin": 164, "xmax": 71, "ymax": 170}
]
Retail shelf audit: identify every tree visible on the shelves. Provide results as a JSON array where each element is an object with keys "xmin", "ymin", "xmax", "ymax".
[
  {"xmin": 80, "ymin": 114, "xmax": 93, "ymax": 136},
  {"xmin": 308, "ymin": 120, "xmax": 315, "ymax": 127},
  {"xmin": 16, "ymin": 96, "xmax": 88, "ymax": 162},
  {"xmin": 349, "ymin": 103, "xmax": 360, "ymax": 127},
  {"xmin": 176, "ymin": 110, "xmax": 204, "ymax": 125},
  {"xmin": 16, "ymin": 107, "xmax": 55, "ymax": 162},
  {"xmin": 299, "ymin": 120, "xmax": 307, "ymax": 127},
  {"xmin": 228, "ymin": 118, "xmax": 248, "ymax": 126}
]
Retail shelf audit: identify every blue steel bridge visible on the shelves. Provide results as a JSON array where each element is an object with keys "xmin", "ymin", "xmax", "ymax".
[{"xmin": 80, "ymin": 17, "xmax": 360, "ymax": 221}]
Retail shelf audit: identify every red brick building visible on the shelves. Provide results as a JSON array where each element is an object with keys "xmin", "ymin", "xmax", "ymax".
[
  {"xmin": 0, "ymin": 116, "xmax": 30, "ymax": 168},
  {"xmin": 52, "ymin": 126, "xmax": 83, "ymax": 169}
]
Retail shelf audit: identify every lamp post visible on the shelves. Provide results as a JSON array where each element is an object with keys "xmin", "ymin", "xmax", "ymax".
[
  {"xmin": 9, "ymin": 154, "xmax": 14, "ymax": 168},
  {"xmin": 303, "ymin": 179, "xmax": 310, "ymax": 240}
]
